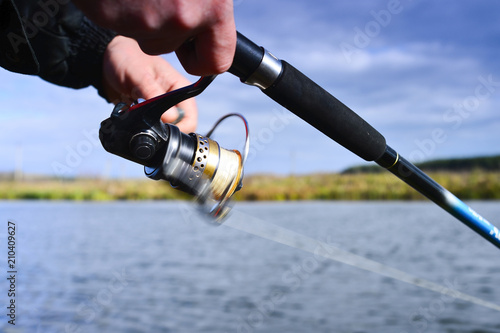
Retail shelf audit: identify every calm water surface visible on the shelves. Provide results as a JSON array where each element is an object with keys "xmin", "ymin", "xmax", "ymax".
[{"xmin": 0, "ymin": 201, "xmax": 499, "ymax": 333}]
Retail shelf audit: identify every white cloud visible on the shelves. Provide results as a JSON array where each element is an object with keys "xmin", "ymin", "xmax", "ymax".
[{"xmin": 1, "ymin": 1, "xmax": 500, "ymax": 178}]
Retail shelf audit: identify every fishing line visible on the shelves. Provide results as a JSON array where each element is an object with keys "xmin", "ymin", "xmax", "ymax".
[{"xmin": 223, "ymin": 210, "xmax": 500, "ymax": 312}]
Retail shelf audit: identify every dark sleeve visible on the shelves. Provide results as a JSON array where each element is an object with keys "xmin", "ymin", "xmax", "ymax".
[
  {"xmin": 0, "ymin": 0, "xmax": 39, "ymax": 74},
  {"xmin": 0, "ymin": 0, "xmax": 116, "ymax": 97}
]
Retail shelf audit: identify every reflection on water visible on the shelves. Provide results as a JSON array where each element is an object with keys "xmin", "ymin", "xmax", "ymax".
[{"xmin": 0, "ymin": 201, "xmax": 499, "ymax": 333}]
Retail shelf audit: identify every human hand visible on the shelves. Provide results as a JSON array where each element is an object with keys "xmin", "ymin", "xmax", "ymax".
[
  {"xmin": 101, "ymin": 35, "xmax": 198, "ymax": 133},
  {"xmin": 73, "ymin": 0, "xmax": 236, "ymax": 76}
]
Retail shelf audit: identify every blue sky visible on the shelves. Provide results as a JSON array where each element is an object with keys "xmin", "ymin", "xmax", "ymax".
[{"xmin": 1, "ymin": 0, "xmax": 500, "ymax": 178}]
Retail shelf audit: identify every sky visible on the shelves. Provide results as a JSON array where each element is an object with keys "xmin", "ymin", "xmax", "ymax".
[{"xmin": 1, "ymin": 0, "xmax": 500, "ymax": 178}]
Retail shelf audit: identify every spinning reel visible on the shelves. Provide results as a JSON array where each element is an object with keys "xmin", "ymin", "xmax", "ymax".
[{"xmin": 99, "ymin": 76, "xmax": 249, "ymax": 222}]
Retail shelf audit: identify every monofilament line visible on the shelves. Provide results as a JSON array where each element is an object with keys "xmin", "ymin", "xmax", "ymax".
[{"xmin": 224, "ymin": 210, "xmax": 500, "ymax": 312}]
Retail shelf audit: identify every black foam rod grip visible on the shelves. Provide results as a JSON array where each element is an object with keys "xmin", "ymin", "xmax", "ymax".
[
  {"xmin": 263, "ymin": 61, "xmax": 386, "ymax": 161},
  {"xmin": 228, "ymin": 33, "xmax": 387, "ymax": 161}
]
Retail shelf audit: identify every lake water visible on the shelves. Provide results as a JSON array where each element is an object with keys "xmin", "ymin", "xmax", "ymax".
[{"xmin": 0, "ymin": 200, "xmax": 499, "ymax": 333}]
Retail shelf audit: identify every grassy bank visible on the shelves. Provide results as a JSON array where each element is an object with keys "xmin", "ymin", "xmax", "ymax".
[
  {"xmin": 0, "ymin": 178, "xmax": 189, "ymax": 201},
  {"xmin": 1, "ymin": 171, "xmax": 499, "ymax": 201},
  {"xmin": 233, "ymin": 171, "xmax": 500, "ymax": 201}
]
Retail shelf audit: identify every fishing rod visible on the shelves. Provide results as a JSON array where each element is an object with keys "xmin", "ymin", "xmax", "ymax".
[
  {"xmin": 228, "ymin": 32, "xmax": 500, "ymax": 250},
  {"xmin": 99, "ymin": 32, "xmax": 500, "ymax": 248}
]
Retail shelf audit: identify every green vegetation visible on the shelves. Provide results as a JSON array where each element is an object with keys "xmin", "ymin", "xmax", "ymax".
[
  {"xmin": 2, "ymin": 155, "xmax": 499, "ymax": 201},
  {"xmin": 231, "ymin": 155, "xmax": 500, "ymax": 201},
  {"xmin": 0, "ymin": 178, "xmax": 189, "ymax": 201},
  {"xmin": 233, "ymin": 171, "xmax": 500, "ymax": 201},
  {"xmin": 417, "ymin": 155, "xmax": 500, "ymax": 172},
  {"xmin": 1, "ymin": 171, "xmax": 499, "ymax": 201},
  {"xmin": 343, "ymin": 154, "xmax": 500, "ymax": 174}
]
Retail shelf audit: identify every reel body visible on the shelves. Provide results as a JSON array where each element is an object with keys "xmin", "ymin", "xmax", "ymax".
[{"xmin": 99, "ymin": 76, "xmax": 248, "ymax": 221}]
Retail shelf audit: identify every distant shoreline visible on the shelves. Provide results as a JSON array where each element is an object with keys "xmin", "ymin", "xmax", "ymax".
[{"xmin": 1, "ymin": 170, "xmax": 499, "ymax": 201}]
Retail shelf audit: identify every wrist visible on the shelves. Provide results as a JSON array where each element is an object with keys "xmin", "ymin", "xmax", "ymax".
[{"xmin": 69, "ymin": 16, "xmax": 117, "ymax": 98}]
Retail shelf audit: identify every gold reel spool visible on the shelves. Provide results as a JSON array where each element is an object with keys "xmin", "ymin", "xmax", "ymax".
[{"xmin": 190, "ymin": 113, "xmax": 249, "ymax": 222}]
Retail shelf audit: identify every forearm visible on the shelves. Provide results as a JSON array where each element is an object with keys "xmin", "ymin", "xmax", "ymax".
[{"xmin": 1, "ymin": 0, "xmax": 116, "ymax": 94}]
